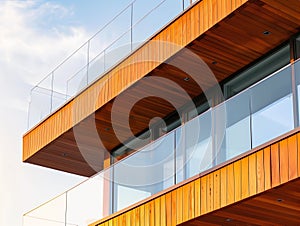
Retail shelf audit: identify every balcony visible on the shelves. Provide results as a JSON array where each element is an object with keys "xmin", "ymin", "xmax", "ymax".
[
  {"xmin": 23, "ymin": 59, "xmax": 300, "ymax": 226},
  {"xmin": 23, "ymin": 0, "xmax": 300, "ymax": 177}
]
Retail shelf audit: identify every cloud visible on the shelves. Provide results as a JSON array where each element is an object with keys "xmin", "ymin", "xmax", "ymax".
[
  {"xmin": 0, "ymin": 2, "xmax": 89, "ymax": 226},
  {"xmin": 0, "ymin": 0, "xmax": 91, "ymax": 107}
]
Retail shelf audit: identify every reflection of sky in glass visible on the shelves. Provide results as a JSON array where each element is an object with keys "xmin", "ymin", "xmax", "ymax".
[
  {"xmin": 252, "ymin": 95, "xmax": 293, "ymax": 147},
  {"xmin": 226, "ymin": 116, "xmax": 251, "ymax": 159}
]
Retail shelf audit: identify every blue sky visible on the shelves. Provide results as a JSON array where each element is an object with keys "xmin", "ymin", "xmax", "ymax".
[
  {"xmin": 0, "ymin": 0, "xmax": 191, "ymax": 225},
  {"xmin": 0, "ymin": 1, "xmax": 135, "ymax": 225}
]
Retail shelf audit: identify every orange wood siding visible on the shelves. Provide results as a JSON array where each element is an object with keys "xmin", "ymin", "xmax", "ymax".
[
  {"xmin": 90, "ymin": 130, "xmax": 300, "ymax": 226},
  {"xmin": 23, "ymin": 0, "xmax": 248, "ymax": 162}
]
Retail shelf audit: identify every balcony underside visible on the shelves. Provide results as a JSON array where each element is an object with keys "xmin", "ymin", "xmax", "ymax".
[{"xmin": 23, "ymin": 0, "xmax": 300, "ymax": 176}]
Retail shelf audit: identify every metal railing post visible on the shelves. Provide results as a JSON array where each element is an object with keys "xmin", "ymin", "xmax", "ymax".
[
  {"xmin": 87, "ymin": 41, "xmax": 90, "ymax": 85},
  {"xmin": 131, "ymin": 3, "xmax": 134, "ymax": 52},
  {"xmin": 50, "ymin": 72, "xmax": 54, "ymax": 113}
]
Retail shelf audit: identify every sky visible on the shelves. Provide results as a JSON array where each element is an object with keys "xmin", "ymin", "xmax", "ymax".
[
  {"xmin": 0, "ymin": 1, "xmax": 133, "ymax": 226},
  {"xmin": 0, "ymin": 1, "xmax": 198, "ymax": 225}
]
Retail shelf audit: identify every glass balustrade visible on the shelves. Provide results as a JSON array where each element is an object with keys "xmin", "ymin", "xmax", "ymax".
[
  {"xmin": 24, "ymin": 60, "xmax": 300, "ymax": 226},
  {"xmin": 27, "ymin": 0, "xmax": 197, "ymax": 129}
]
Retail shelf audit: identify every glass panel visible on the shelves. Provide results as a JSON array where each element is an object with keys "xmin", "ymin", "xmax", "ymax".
[
  {"xmin": 218, "ymin": 90, "xmax": 251, "ymax": 162},
  {"xmin": 175, "ymin": 126, "xmax": 184, "ymax": 183},
  {"xmin": 185, "ymin": 109, "xmax": 213, "ymax": 179},
  {"xmin": 23, "ymin": 193, "xmax": 67, "ymax": 226},
  {"xmin": 295, "ymin": 60, "xmax": 300, "ymax": 125},
  {"xmin": 53, "ymin": 43, "xmax": 88, "ymax": 96},
  {"xmin": 132, "ymin": 0, "xmax": 182, "ymax": 44},
  {"xmin": 183, "ymin": 0, "xmax": 191, "ymax": 10},
  {"xmin": 88, "ymin": 51, "xmax": 105, "ymax": 84},
  {"xmin": 104, "ymin": 30, "xmax": 131, "ymax": 71},
  {"xmin": 66, "ymin": 173, "xmax": 109, "ymax": 226},
  {"xmin": 251, "ymin": 66, "xmax": 293, "ymax": 147},
  {"xmin": 51, "ymin": 91, "xmax": 67, "ymax": 113},
  {"xmin": 66, "ymin": 66, "xmax": 88, "ymax": 97},
  {"xmin": 113, "ymin": 131, "xmax": 175, "ymax": 212},
  {"xmin": 28, "ymin": 73, "xmax": 52, "ymax": 128}
]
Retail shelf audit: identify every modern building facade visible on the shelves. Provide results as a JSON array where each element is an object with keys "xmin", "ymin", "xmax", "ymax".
[{"xmin": 23, "ymin": 0, "xmax": 300, "ymax": 225}]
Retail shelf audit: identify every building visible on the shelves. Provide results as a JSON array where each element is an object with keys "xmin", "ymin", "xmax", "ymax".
[{"xmin": 23, "ymin": 0, "xmax": 300, "ymax": 225}]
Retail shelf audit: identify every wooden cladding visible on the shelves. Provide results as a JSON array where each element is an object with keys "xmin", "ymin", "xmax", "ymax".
[
  {"xmin": 23, "ymin": 0, "xmax": 248, "ymax": 163},
  {"xmin": 91, "ymin": 131, "xmax": 300, "ymax": 226}
]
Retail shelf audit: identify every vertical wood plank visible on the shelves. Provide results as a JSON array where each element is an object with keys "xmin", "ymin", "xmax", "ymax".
[
  {"xmin": 256, "ymin": 150, "xmax": 265, "ymax": 193},
  {"xmin": 171, "ymin": 190, "xmax": 177, "ymax": 226},
  {"xmin": 194, "ymin": 179, "xmax": 201, "ymax": 217},
  {"xmin": 130, "ymin": 209, "xmax": 136, "ymax": 226},
  {"xmin": 135, "ymin": 206, "xmax": 140, "ymax": 226},
  {"xmin": 161, "ymin": 195, "xmax": 166, "ymax": 226},
  {"xmin": 213, "ymin": 170, "xmax": 221, "ymax": 210},
  {"xmin": 200, "ymin": 175, "xmax": 207, "ymax": 214},
  {"xmin": 220, "ymin": 167, "xmax": 227, "ymax": 207},
  {"xmin": 126, "ymin": 211, "xmax": 131, "ymax": 226},
  {"xmin": 182, "ymin": 184, "xmax": 189, "ymax": 222},
  {"xmin": 176, "ymin": 186, "xmax": 183, "ymax": 224},
  {"xmin": 227, "ymin": 163, "xmax": 235, "ymax": 205},
  {"xmin": 234, "ymin": 161, "xmax": 242, "ymax": 202},
  {"xmin": 155, "ymin": 198, "xmax": 161, "ymax": 226},
  {"xmin": 144, "ymin": 202, "xmax": 150, "ymax": 226},
  {"xmin": 298, "ymin": 133, "xmax": 300, "ymax": 177},
  {"xmin": 189, "ymin": 181, "xmax": 195, "ymax": 219},
  {"xmin": 186, "ymin": 8, "xmax": 191, "ymax": 44},
  {"xmin": 249, "ymin": 154, "xmax": 257, "ymax": 196},
  {"xmin": 271, "ymin": 143, "xmax": 280, "ymax": 187},
  {"xmin": 288, "ymin": 135, "xmax": 297, "ymax": 180},
  {"xmin": 264, "ymin": 146, "xmax": 271, "ymax": 190},
  {"xmin": 279, "ymin": 139, "xmax": 289, "ymax": 184},
  {"xmin": 207, "ymin": 173, "xmax": 214, "ymax": 212},
  {"xmin": 150, "ymin": 200, "xmax": 155, "ymax": 226},
  {"xmin": 241, "ymin": 157, "xmax": 249, "ymax": 199},
  {"xmin": 165, "ymin": 193, "xmax": 172, "ymax": 226}
]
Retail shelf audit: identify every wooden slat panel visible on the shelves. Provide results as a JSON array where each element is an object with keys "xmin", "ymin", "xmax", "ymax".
[
  {"xmin": 189, "ymin": 181, "xmax": 195, "ymax": 219},
  {"xmin": 200, "ymin": 175, "xmax": 208, "ymax": 215},
  {"xmin": 256, "ymin": 150, "xmax": 265, "ymax": 193},
  {"xmin": 279, "ymin": 139, "xmax": 289, "ymax": 184},
  {"xmin": 288, "ymin": 135, "xmax": 298, "ymax": 180},
  {"xmin": 194, "ymin": 179, "xmax": 201, "ymax": 217},
  {"xmin": 207, "ymin": 173, "xmax": 214, "ymax": 213},
  {"xmin": 249, "ymin": 154, "xmax": 257, "ymax": 196},
  {"xmin": 160, "ymin": 195, "xmax": 166, "ymax": 226},
  {"xmin": 227, "ymin": 163, "xmax": 235, "ymax": 205},
  {"xmin": 271, "ymin": 143, "xmax": 280, "ymax": 187},
  {"xmin": 182, "ymin": 184, "xmax": 189, "ymax": 222},
  {"xmin": 241, "ymin": 157, "xmax": 249, "ymax": 199},
  {"xmin": 234, "ymin": 161, "xmax": 242, "ymax": 202},
  {"xmin": 171, "ymin": 190, "xmax": 177, "ymax": 226},
  {"xmin": 176, "ymin": 186, "xmax": 183, "ymax": 224},
  {"xmin": 298, "ymin": 133, "xmax": 300, "ymax": 177},
  {"xmin": 154, "ymin": 198, "xmax": 161, "ymax": 226},
  {"xmin": 220, "ymin": 167, "xmax": 227, "ymax": 207},
  {"xmin": 165, "ymin": 193, "xmax": 172, "ymax": 226},
  {"xmin": 144, "ymin": 202, "xmax": 150, "ymax": 226},
  {"xmin": 264, "ymin": 146, "xmax": 271, "ymax": 190},
  {"xmin": 213, "ymin": 170, "xmax": 221, "ymax": 210}
]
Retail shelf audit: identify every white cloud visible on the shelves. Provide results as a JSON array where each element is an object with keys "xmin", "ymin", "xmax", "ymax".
[
  {"xmin": 0, "ymin": 1, "xmax": 88, "ymax": 226},
  {"xmin": 0, "ymin": 0, "xmax": 90, "ymax": 86}
]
